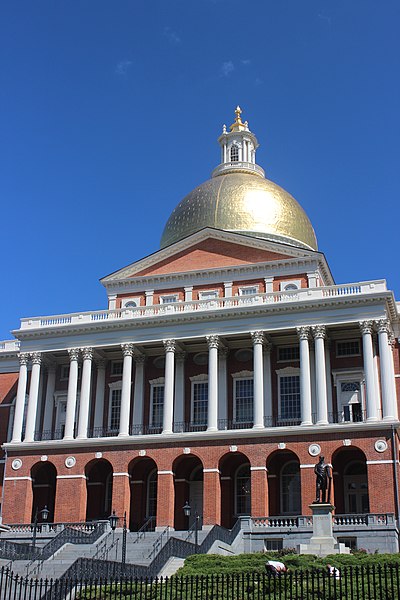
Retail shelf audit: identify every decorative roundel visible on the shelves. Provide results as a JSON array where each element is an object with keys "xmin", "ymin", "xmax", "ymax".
[
  {"xmin": 139, "ymin": 450, "xmax": 146, "ymax": 457},
  {"xmin": 183, "ymin": 447, "xmax": 191, "ymax": 454},
  {"xmin": 65, "ymin": 456, "xmax": 76, "ymax": 468},
  {"xmin": 11, "ymin": 459, "xmax": 22, "ymax": 471},
  {"xmin": 308, "ymin": 444, "xmax": 321, "ymax": 457},
  {"xmin": 278, "ymin": 442, "xmax": 286, "ymax": 450},
  {"xmin": 41, "ymin": 455, "xmax": 48, "ymax": 462},
  {"xmin": 375, "ymin": 439, "xmax": 388, "ymax": 453},
  {"xmin": 95, "ymin": 452, "xmax": 103, "ymax": 459}
]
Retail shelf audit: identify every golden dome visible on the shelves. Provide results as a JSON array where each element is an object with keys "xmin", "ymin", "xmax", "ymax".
[{"xmin": 160, "ymin": 171, "xmax": 318, "ymax": 251}]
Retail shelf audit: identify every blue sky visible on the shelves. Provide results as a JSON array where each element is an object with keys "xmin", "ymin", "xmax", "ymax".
[{"xmin": 1, "ymin": 0, "xmax": 399, "ymax": 340}]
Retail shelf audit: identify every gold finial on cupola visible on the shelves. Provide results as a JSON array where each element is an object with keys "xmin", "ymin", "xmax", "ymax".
[{"xmin": 230, "ymin": 105, "xmax": 247, "ymax": 132}]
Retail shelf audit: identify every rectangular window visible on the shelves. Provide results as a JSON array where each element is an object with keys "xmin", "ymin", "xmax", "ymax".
[
  {"xmin": 280, "ymin": 375, "xmax": 301, "ymax": 420},
  {"xmin": 278, "ymin": 347, "xmax": 300, "ymax": 362},
  {"xmin": 234, "ymin": 379, "xmax": 254, "ymax": 423},
  {"xmin": 198, "ymin": 290, "xmax": 219, "ymax": 300},
  {"xmin": 60, "ymin": 365, "xmax": 70, "ymax": 380},
  {"xmin": 110, "ymin": 389, "xmax": 121, "ymax": 431},
  {"xmin": 192, "ymin": 382, "xmax": 208, "ymax": 425},
  {"xmin": 160, "ymin": 295, "xmax": 178, "ymax": 304},
  {"xmin": 264, "ymin": 539, "xmax": 283, "ymax": 551},
  {"xmin": 336, "ymin": 340, "xmax": 361, "ymax": 357},
  {"xmin": 151, "ymin": 385, "xmax": 164, "ymax": 427},
  {"xmin": 111, "ymin": 361, "xmax": 123, "ymax": 376},
  {"xmin": 239, "ymin": 286, "xmax": 258, "ymax": 296}
]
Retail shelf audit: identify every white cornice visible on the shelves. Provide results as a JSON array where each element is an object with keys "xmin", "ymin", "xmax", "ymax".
[
  {"xmin": 4, "ymin": 419, "xmax": 399, "ymax": 453},
  {"xmin": 101, "ymin": 228, "xmax": 331, "ymax": 285}
]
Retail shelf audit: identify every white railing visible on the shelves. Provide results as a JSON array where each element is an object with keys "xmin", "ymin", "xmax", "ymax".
[
  {"xmin": 0, "ymin": 340, "xmax": 20, "ymax": 352},
  {"xmin": 18, "ymin": 280, "xmax": 387, "ymax": 331}
]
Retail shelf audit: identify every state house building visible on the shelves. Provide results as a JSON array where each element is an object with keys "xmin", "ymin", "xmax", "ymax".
[{"xmin": 1, "ymin": 108, "xmax": 399, "ymax": 551}]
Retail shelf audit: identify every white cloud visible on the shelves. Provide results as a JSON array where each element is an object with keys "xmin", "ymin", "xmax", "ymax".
[
  {"xmin": 221, "ymin": 61, "xmax": 234, "ymax": 77},
  {"xmin": 115, "ymin": 60, "xmax": 133, "ymax": 76},
  {"xmin": 164, "ymin": 26, "xmax": 181, "ymax": 45},
  {"xmin": 241, "ymin": 59, "xmax": 251, "ymax": 66}
]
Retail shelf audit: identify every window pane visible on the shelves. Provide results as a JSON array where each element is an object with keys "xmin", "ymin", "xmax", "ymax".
[
  {"xmin": 337, "ymin": 340, "xmax": 360, "ymax": 356},
  {"xmin": 230, "ymin": 145, "xmax": 239, "ymax": 162},
  {"xmin": 235, "ymin": 379, "xmax": 253, "ymax": 423},
  {"xmin": 192, "ymin": 382, "xmax": 208, "ymax": 425},
  {"xmin": 161, "ymin": 296, "xmax": 178, "ymax": 304},
  {"xmin": 236, "ymin": 466, "xmax": 251, "ymax": 515},
  {"xmin": 151, "ymin": 386, "xmax": 164, "ymax": 426},
  {"xmin": 240, "ymin": 287, "xmax": 257, "ymax": 296},
  {"xmin": 110, "ymin": 389, "xmax": 122, "ymax": 430},
  {"xmin": 278, "ymin": 347, "xmax": 300, "ymax": 361},
  {"xmin": 280, "ymin": 376, "xmax": 301, "ymax": 419}
]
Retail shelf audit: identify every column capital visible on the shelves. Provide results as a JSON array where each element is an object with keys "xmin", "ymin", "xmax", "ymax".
[
  {"xmin": 133, "ymin": 354, "xmax": 146, "ymax": 365},
  {"xmin": 359, "ymin": 320, "xmax": 373, "ymax": 335},
  {"xmin": 264, "ymin": 341, "xmax": 273, "ymax": 354},
  {"xmin": 19, "ymin": 353, "xmax": 29, "ymax": 366},
  {"xmin": 297, "ymin": 326, "xmax": 310, "ymax": 341},
  {"xmin": 30, "ymin": 352, "xmax": 42, "ymax": 365},
  {"xmin": 68, "ymin": 348, "xmax": 80, "ymax": 361},
  {"xmin": 376, "ymin": 319, "xmax": 391, "ymax": 335},
  {"xmin": 251, "ymin": 331, "xmax": 265, "ymax": 345},
  {"xmin": 81, "ymin": 347, "xmax": 93, "ymax": 361},
  {"xmin": 219, "ymin": 347, "xmax": 229, "ymax": 359},
  {"xmin": 175, "ymin": 351, "xmax": 186, "ymax": 362},
  {"xmin": 95, "ymin": 358, "xmax": 106, "ymax": 370},
  {"xmin": 206, "ymin": 335, "xmax": 219, "ymax": 350},
  {"xmin": 311, "ymin": 325, "xmax": 326, "ymax": 340},
  {"xmin": 121, "ymin": 343, "xmax": 135, "ymax": 357},
  {"xmin": 163, "ymin": 339, "xmax": 176, "ymax": 353}
]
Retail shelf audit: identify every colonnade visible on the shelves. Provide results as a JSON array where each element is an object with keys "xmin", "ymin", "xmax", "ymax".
[{"xmin": 10, "ymin": 319, "xmax": 398, "ymax": 444}]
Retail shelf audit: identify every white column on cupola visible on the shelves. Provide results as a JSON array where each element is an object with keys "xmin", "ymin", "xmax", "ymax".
[
  {"xmin": 206, "ymin": 335, "xmax": 219, "ymax": 432},
  {"xmin": 251, "ymin": 331, "xmax": 264, "ymax": 429},
  {"xmin": 64, "ymin": 349, "xmax": 80, "ymax": 440},
  {"xmin": 359, "ymin": 321, "xmax": 379, "ymax": 421},
  {"xmin": 119, "ymin": 343, "xmax": 134, "ymax": 436},
  {"xmin": 312, "ymin": 326, "xmax": 329, "ymax": 425},
  {"xmin": 162, "ymin": 340, "xmax": 176, "ymax": 434},
  {"xmin": 24, "ymin": 352, "xmax": 42, "ymax": 442},
  {"xmin": 12, "ymin": 354, "xmax": 29, "ymax": 442},
  {"xmin": 297, "ymin": 327, "xmax": 313, "ymax": 426}
]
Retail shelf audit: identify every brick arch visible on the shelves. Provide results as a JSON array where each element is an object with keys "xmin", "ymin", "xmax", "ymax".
[
  {"xmin": 172, "ymin": 454, "xmax": 204, "ymax": 531},
  {"xmin": 332, "ymin": 447, "xmax": 369, "ymax": 514},
  {"xmin": 31, "ymin": 461, "xmax": 57, "ymax": 523},
  {"xmin": 85, "ymin": 458, "xmax": 113, "ymax": 521},
  {"xmin": 219, "ymin": 451, "xmax": 251, "ymax": 529},
  {"xmin": 266, "ymin": 450, "xmax": 301, "ymax": 516},
  {"xmin": 128, "ymin": 457, "xmax": 158, "ymax": 531}
]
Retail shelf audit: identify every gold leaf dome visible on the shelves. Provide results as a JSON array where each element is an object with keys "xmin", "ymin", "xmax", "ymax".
[{"xmin": 160, "ymin": 108, "xmax": 318, "ymax": 251}]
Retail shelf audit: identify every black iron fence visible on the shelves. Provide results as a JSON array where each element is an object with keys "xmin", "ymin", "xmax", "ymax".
[{"xmin": 1, "ymin": 564, "xmax": 400, "ymax": 599}]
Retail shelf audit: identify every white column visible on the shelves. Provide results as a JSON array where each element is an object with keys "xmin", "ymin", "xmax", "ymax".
[
  {"xmin": 312, "ymin": 326, "xmax": 329, "ymax": 425},
  {"xmin": 132, "ymin": 355, "xmax": 146, "ymax": 432},
  {"xmin": 184, "ymin": 287, "xmax": 193, "ymax": 302},
  {"xmin": 93, "ymin": 359, "xmax": 106, "ymax": 431},
  {"xmin": 119, "ymin": 344, "xmax": 134, "ymax": 436},
  {"xmin": 77, "ymin": 348, "xmax": 93, "ymax": 439},
  {"xmin": 325, "ymin": 341, "xmax": 333, "ymax": 419},
  {"xmin": 224, "ymin": 282, "xmax": 233, "ymax": 298},
  {"xmin": 377, "ymin": 320, "xmax": 397, "ymax": 420},
  {"xmin": 388, "ymin": 336, "xmax": 398, "ymax": 419},
  {"xmin": 206, "ymin": 335, "xmax": 219, "ymax": 432},
  {"xmin": 162, "ymin": 340, "xmax": 176, "ymax": 434},
  {"xmin": 263, "ymin": 343, "xmax": 273, "ymax": 426},
  {"xmin": 360, "ymin": 321, "xmax": 379, "ymax": 421},
  {"xmin": 42, "ymin": 364, "xmax": 56, "ymax": 435},
  {"xmin": 174, "ymin": 352, "xmax": 185, "ymax": 426},
  {"xmin": 64, "ymin": 349, "xmax": 80, "ymax": 440},
  {"xmin": 218, "ymin": 348, "xmax": 228, "ymax": 424},
  {"xmin": 373, "ymin": 341, "xmax": 382, "ymax": 419},
  {"xmin": 297, "ymin": 327, "xmax": 313, "ymax": 425},
  {"xmin": 11, "ymin": 354, "xmax": 29, "ymax": 442},
  {"xmin": 145, "ymin": 291, "xmax": 154, "ymax": 306},
  {"xmin": 24, "ymin": 353, "xmax": 42, "ymax": 442},
  {"xmin": 251, "ymin": 331, "xmax": 264, "ymax": 429}
]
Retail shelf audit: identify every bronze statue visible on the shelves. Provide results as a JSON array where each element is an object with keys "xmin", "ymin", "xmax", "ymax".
[{"xmin": 314, "ymin": 456, "xmax": 332, "ymax": 503}]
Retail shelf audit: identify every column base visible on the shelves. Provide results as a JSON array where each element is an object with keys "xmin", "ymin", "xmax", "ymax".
[
  {"xmin": 366, "ymin": 416, "xmax": 379, "ymax": 422},
  {"xmin": 207, "ymin": 426, "xmax": 218, "ymax": 432},
  {"xmin": 383, "ymin": 415, "xmax": 396, "ymax": 421},
  {"xmin": 316, "ymin": 419, "xmax": 328, "ymax": 426},
  {"xmin": 162, "ymin": 429, "xmax": 173, "ymax": 435},
  {"xmin": 301, "ymin": 420, "xmax": 313, "ymax": 426},
  {"xmin": 76, "ymin": 435, "xmax": 88, "ymax": 440},
  {"xmin": 252, "ymin": 424, "xmax": 264, "ymax": 430},
  {"xmin": 63, "ymin": 436, "xmax": 74, "ymax": 441},
  {"xmin": 118, "ymin": 432, "xmax": 130, "ymax": 437}
]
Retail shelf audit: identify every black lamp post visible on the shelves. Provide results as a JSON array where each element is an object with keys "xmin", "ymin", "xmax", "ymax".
[
  {"xmin": 32, "ymin": 506, "xmax": 50, "ymax": 549},
  {"xmin": 109, "ymin": 509, "xmax": 118, "ymax": 546},
  {"xmin": 109, "ymin": 509, "xmax": 127, "ymax": 567},
  {"xmin": 183, "ymin": 501, "xmax": 199, "ymax": 553}
]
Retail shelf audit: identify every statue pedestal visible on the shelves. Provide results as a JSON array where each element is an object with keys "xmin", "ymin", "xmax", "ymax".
[{"xmin": 298, "ymin": 503, "xmax": 350, "ymax": 556}]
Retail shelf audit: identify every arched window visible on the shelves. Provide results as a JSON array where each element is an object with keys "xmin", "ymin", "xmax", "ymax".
[
  {"xmin": 280, "ymin": 461, "xmax": 301, "ymax": 515},
  {"xmin": 125, "ymin": 301, "xmax": 137, "ymax": 308},
  {"xmin": 146, "ymin": 469, "xmax": 158, "ymax": 518},
  {"xmin": 230, "ymin": 144, "xmax": 239, "ymax": 162},
  {"xmin": 344, "ymin": 461, "xmax": 369, "ymax": 513},
  {"xmin": 235, "ymin": 464, "xmax": 251, "ymax": 516},
  {"xmin": 284, "ymin": 284, "xmax": 298, "ymax": 291}
]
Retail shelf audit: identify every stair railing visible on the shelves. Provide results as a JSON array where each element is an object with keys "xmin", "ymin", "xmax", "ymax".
[
  {"xmin": 133, "ymin": 516, "xmax": 156, "ymax": 544},
  {"xmin": 147, "ymin": 526, "xmax": 169, "ymax": 560}
]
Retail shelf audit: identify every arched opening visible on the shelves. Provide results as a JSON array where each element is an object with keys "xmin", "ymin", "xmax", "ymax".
[
  {"xmin": 332, "ymin": 448, "xmax": 369, "ymax": 514},
  {"xmin": 129, "ymin": 457, "xmax": 158, "ymax": 531},
  {"xmin": 85, "ymin": 459, "xmax": 113, "ymax": 521},
  {"xmin": 219, "ymin": 452, "xmax": 251, "ymax": 528},
  {"xmin": 173, "ymin": 455, "xmax": 203, "ymax": 531},
  {"xmin": 267, "ymin": 451, "xmax": 301, "ymax": 516},
  {"xmin": 31, "ymin": 462, "xmax": 57, "ymax": 523}
]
